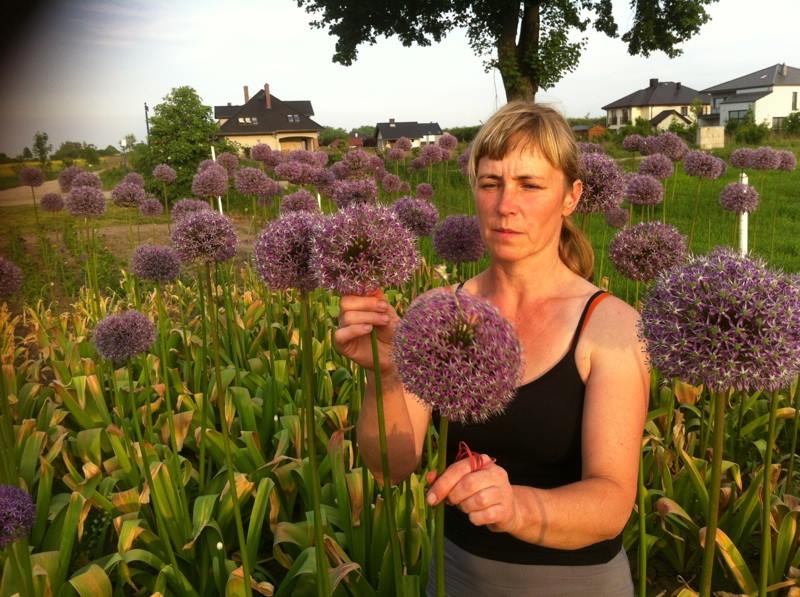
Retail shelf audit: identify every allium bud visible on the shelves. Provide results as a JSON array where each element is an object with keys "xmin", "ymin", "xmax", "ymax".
[
  {"xmin": 730, "ymin": 148, "xmax": 755, "ymax": 169},
  {"xmin": 683, "ymin": 151, "xmax": 724, "ymax": 179},
  {"xmin": 329, "ymin": 178, "xmax": 378, "ymax": 208},
  {"xmin": 776, "ymin": 149, "xmax": 797, "ymax": 172},
  {"xmin": 622, "ymin": 134, "xmax": 644, "ymax": 153}
]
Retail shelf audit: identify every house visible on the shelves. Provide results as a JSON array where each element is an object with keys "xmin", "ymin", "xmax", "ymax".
[
  {"xmin": 375, "ymin": 119, "xmax": 443, "ymax": 151},
  {"xmin": 214, "ymin": 84, "xmax": 324, "ymax": 152},
  {"xmin": 602, "ymin": 79, "xmax": 711, "ymax": 131},
  {"xmin": 572, "ymin": 123, "xmax": 607, "ymax": 140},
  {"xmin": 699, "ymin": 63, "xmax": 800, "ymax": 129}
]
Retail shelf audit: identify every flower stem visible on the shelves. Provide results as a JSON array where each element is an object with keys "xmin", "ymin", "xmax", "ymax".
[
  {"xmin": 758, "ymin": 391, "xmax": 779, "ymax": 597},
  {"xmin": 197, "ymin": 270, "xmax": 209, "ymax": 492},
  {"xmin": 435, "ymin": 416, "xmax": 449, "ymax": 597},
  {"xmin": 699, "ymin": 389, "xmax": 727, "ymax": 597},
  {"xmin": 637, "ymin": 440, "xmax": 647, "ymax": 597},
  {"xmin": 785, "ymin": 378, "xmax": 799, "ymax": 497}
]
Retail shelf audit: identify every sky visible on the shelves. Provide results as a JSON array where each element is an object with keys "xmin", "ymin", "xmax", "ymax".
[{"xmin": 0, "ymin": 0, "xmax": 797, "ymax": 156}]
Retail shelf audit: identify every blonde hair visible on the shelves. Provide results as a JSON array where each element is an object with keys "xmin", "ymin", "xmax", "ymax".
[{"xmin": 468, "ymin": 101, "xmax": 594, "ymax": 280}]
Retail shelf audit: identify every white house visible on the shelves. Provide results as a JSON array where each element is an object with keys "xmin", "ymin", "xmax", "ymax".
[
  {"xmin": 699, "ymin": 63, "xmax": 800, "ymax": 129},
  {"xmin": 375, "ymin": 119, "xmax": 443, "ymax": 151},
  {"xmin": 601, "ymin": 79, "xmax": 710, "ymax": 132}
]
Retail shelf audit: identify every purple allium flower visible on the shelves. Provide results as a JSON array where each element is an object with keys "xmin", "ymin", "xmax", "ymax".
[
  {"xmin": 777, "ymin": 149, "xmax": 797, "ymax": 171},
  {"xmin": 458, "ymin": 145, "xmax": 471, "ymax": 176},
  {"xmin": 0, "ymin": 485, "xmax": 36, "ymax": 548},
  {"xmin": 640, "ymin": 247, "xmax": 800, "ymax": 392},
  {"xmin": 683, "ymin": 151, "xmax": 725, "ymax": 179},
  {"xmin": 578, "ymin": 142, "xmax": 605, "ymax": 154},
  {"xmin": 171, "ymin": 198, "xmax": 211, "ymax": 222},
  {"xmin": 131, "ymin": 244, "xmax": 180, "ymax": 283},
  {"xmin": 576, "ymin": 153, "xmax": 625, "ymax": 213},
  {"xmin": 139, "ymin": 197, "xmax": 164, "ymax": 216},
  {"xmin": 640, "ymin": 136, "xmax": 660, "ymax": 156},
  {"xmin": 40, "ymin": 192, "xmax": 64, "ymax": 212},
  {"xmin": 386, "ymin": 147, "xmax": 406, "ymax": 161},
  {"xmin": 94, "ymin": 310, "xmax": 156, "ymax": 363},
  {"xmin": 433, "ymin": 215, "xmax": 485, "ymax": 264},
  {"xmin": 58, "ymin": 165, "xmax": 83, "ymax": 192},
  {"xmin": 381, "ymin": 172, "xmax": 404, "ymax": 193},
  {"xmin": 66, "ymin": 186, "xmax": 106, "ymax": 217},
  {"xmin": 421, "ymin": 144, "xmax": 446, "ymax": 164},
  {"xmin": 730, "ymin": 148, "xmax": 755, "ymax": 169},
  {"xmin": 625, "ymin": 173, "xmax": 664, "ymax": 205},
  {"xmin": 638, "ymin": 153, "xmax": 674, "ymax": 180},
  {"xmin": 752, "ymin": 147, "xmax": 781, "ymax": 170},
  {"xmin": 253, "ymin": 211, "xmax": 323, "ymax": 291},
  {"xmin": 409, "ymin": 156, "xmax": 428, "ymax": 171},
  {"xmin": 215, "ymin": 152, "xmax": 239, "ymax": 176},
  {"xmin": 416, "ymin": 183, "xmax": 434, "ymax": 199},
  {"xmin": 72, "ymin": 171, "xmax": 102, "ymax": 189},
  {"xmin": 251, "ymin": 143, "xmax": 272, "ymax": 163},
  {"xmin": 329, "ymin": 161, "xmax": 351, "ymax": 180},
  {"xmin": 171, "ymin": 210, "xmax": 238, "ymax": 263},
  {"xmin": 393, "ymin": 290, "xmax": 522, "ymax": 423},
  {"xmin": 191, "ymin": 164, "xmax": 228, "ymax": 198},
  {"xmin": 609, "ymin": 222, "xmax": 688, "ymax": 282},
  {"xmin": 281, "ymin": 189, "xmax": 319, "ymax": 214},
  {"xmin": 153, "ymin": 164, "xmax": 177, "ymax": 184},
  {"xmin": 438, "ymin": 133, "xmax": 458, "ymax": 151},
  {"xmin": 392, "ymin": 196, "xmax": 439, "ymax": 237},
  {"xmin": 329, "ymin": 178, "xmax": 378, "ymax": 208},
  {"xmin": 399, "ymin": 181, "xmax": 411, "ymax": 194},
  {"xmin": 395, "ymin": 137, "xmax": 413, "ymax": 152},
  {"xmin": 653, "ymin": 132, "xmax": 688, "ymax": 161},
  {"xmin": 368, "ymin": 155, "xmax": 385, "ymax": 173},
  {"xmin": 235, "ymin": 167, "xmax": 278, "ymax": 198},
  {"xmin": 312, "ymin": 203, "xmax": 419, "ymax": 295},
  {"xmin": 622, "ymin": 134, "xmax": 644, "ymax": 153},
  {"xmin": 20, "ymin": 167, "xmax": 44, "ymax": 187},
  {"xmin": 274, "ymin": 160, "xmax": 321, "ymax": 185},
  {"xmin": 286, "ymin": 149, "xmax": 328, "ymax": 168},
  {"xmin": 605, "ymin": 206, "xmax": 629, "ymax": 229},
  {"xmin": 0, "ymin": 257, "xmax": 23, "ymax": 299},
  {"xmin": 197, "ymin": 159, "xmax": 217, "ymax": 172},
  {"xmin": 719, "ymin": 183, "xmax": 759, "ymax": 213},
  {"xmin": 111, "ymin": 182, "xmax": 146, "ymax": 207},
  {"xmin": 122, "ymin": 172, "xmax": 145, "ymax": 187}
]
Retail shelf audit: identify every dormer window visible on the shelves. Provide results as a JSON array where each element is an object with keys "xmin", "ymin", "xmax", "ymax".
[
  {"xmin": 238, "ymin": 116, "xmax": 258, "ymax": 125},
  {"xmin": 287, "ymin": 114, "xmax": 300, "ymax": 123}
]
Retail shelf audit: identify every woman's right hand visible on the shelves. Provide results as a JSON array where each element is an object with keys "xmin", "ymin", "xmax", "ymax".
[{"xmin": 334, "ymin": 292, "xmax": 400, "ymax": 373}]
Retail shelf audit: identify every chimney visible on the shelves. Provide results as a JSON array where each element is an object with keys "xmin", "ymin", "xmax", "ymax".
[
  {"xmin": 782, "ymin": 63, "xmax": 788, "ymax": 76},
  {"xmin": 243, "ymin": 85, "xmax": 249, "ymax": 103},
  {"xmin": 676, "ymin": 82, "xmax": 681, "ymax": 90},
  {"xmin": 649, "ymin": 78, "xmax": 658, "ymax": 88},
  {"xmin": 389, "ymin": 117, "xmax": 396, "ymax": 127},
  {"xmin": 264, "ymin": 83, "xmax": 271, "ymax": 109}
]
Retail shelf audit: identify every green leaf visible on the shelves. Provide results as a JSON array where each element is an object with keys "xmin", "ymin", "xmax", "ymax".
[{"xmin": 68, "ymin": 564, "xmax": 112, "ymax": 597}]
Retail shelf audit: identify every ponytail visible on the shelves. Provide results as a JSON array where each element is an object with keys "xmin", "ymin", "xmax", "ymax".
[{"xmin": 559, "ymin": 217, "xmax": 594, "ymax": 280}]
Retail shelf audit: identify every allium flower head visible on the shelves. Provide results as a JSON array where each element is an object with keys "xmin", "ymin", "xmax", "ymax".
[
  {"xmin": 191, "ymin": 164, "xmax": 228, "ymax": 198},
  {"xmin": 609, "ymin": 222, "xmax": 687, "ymax": 282},
  {"xmin": 235, "ymin": 167, "xmax": 279, "ymax": 198},
  {"xmin": 622, "ymin": 134, "xmax": 644, "ymax": 153},
  {"xmin": 58, "ymin": 165, "xmax": 83, "ymax": 192},
  {"xmin": 72, "ymin": 171, "xmax": 102, "ymax": 189},
  {"xmin": 111, "ymin": 182, "xmax": 146, "ymax": 207},
  {"xmin": 410, "ymin": 156, "xmax": 428, "ymax": 171},
  {"xmin": 254, "ymin": 211, "xmax": 323, "ymax": 291},
  {"xmin": 416, "ymin": 183, "xmax": 434, "ymax": 199},
  {"xmin": 683, "ymin": 151, "xmax": 724, "ymax": 179},
  {"xmin": 752, "ymin": 147, "xmax": 781, "ymax": 170},
  {"xmin": 433, "ymin": 215, "xmax": 485, "ymax": 264},
  {"xmin": 577, "ymin": 142, "xmax": 604, "ymax": 154},
  {"xmin": 66, "ymin": 186, "xmax": 106, "ymax": 217},
  {"xmin": 0, "ymin": 257, "xmax": 23, "ymax": 299},
  {"xmin": 386, "ymin": 147, "xmax": 406, "ymax": 161},
  {"xmin": 329, "ymin": 178, "xmax": 378, "ymax": 208},
  {"xmin": 438, "ymin": 133, "xmax": 458, "ymax": 151},
  {"xmin": 421, "ymin": 144, "xmax": 446, "ymax": 164},
  {"xmin": 640, "ymin": 247, "xmax": 800, "ymax": 392},
  {"xmin": 625, "ymin": 173, "xmax": 664, "ymax": 205},
  {"xmin": 153, "ymin": 164, "xmax": 177, "ymax": 184},
  {"xmin": 0, "ymin": 485, "xmax": 36, "ymax": 548},
  {"xmin": 576, "ymin": 153, "xmax": 624, "ymax": 213},
  {"xmin": 640, "ymin": 136, "xmax": 661, "ymax": 156},
  {"xmin": 654, "ymin": 132, "xmax": 688, "ymax": 161},
  {"xmin": 312, "ymin": 203, "xmax": 419, "ymax": 295},
  {"xmin": 287, "ymin": 149, "xmax": 328, "ymax": 168},
  {"xmin": 281, "ymin": 189, "xmax": 319, "ymax": 214},
  {"xmin": 94, "ymin": 310, "xmax": 156, "ymax": 363},
  {"xmin": 215, "ymin": 152, "xmax": 239, "ymax": 176},
  {"xmin": 20, "ymin": 167, "xmax": 44, "ymax": 187},
  {"xmin": 171, "ymin": 198, "xmax": 211, "ymax": 222},
  {"xmin": 139, "ymin": 197, "xmax": 164, "ymax": 216},
  {"xmin": 274, "ymin": 160, "xmax": 322, "ymax": 185},
  {"xmin": 198, "ymin": 159, "xmax": 217, "ymax": 172},
  {"xmin": 638, "ymin": 153, "xmax": 673, "ymax": 180},
  {"xmin": 250, "ymin": 143, "xmax": 272, "ymax": 163},
  {"xmin": 171, "ymin": 210, "xmax": 238, "ymax": 263},
  {"xmin": 131, "ymin": 244, "xmax": 180, "ymax": 283},
  {"xmin": 122, "ymin": 172, "xmax": 145, "ymax": 187},
  {"xmin": 393, "ymin": 290, "xmax": 522, "ymax": 423},
  {"xmin": 458, "ymin": 145, "xmax": 471, "ymax": 176},
  {"xmin": 777, "ymin": 149, "xmax": 797, "ymax": 171},
  {"xmin": 395, "ymin": 137, "xmax": 413, "ymax": 152},
  {"xmin": 719, "ymin": 183, "xmax": 759, "ymax": 213},
  {"xmin": 605, "ymin": 206, "xmax": 629, "ymax": 229},
  {"xmin": 392, "ymin": 196, "xmax": 439, "ymax": 237},
  {"xmin": 41, "ymin": 192, "xmax": 64, "ymax": 212},
  {"xmin": 730, "ymin": 148, "xmax": 755, "ymax": 169},
  {"xmin": 381, "ymin": 172, "xmax": 404, "ymax": 193}
]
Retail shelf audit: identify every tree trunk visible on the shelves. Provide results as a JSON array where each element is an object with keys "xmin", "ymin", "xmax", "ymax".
[{"xmin": 497, "ymin": 1, "xmax": 539, "ymax": 103}]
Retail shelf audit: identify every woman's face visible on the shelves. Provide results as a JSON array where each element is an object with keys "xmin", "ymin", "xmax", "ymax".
[{"xmin": 474, "ymin": 142, "xmax": 582, "ymax": 266}]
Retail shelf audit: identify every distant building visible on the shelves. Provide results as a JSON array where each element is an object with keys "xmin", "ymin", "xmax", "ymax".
[
  {"xmin": 375, "ymin": 119, "xmax": 443, "ymax": 151},
  {"xmin": 602, "ymin": 79, "xmax": 710, "ymax": 131},
  {"xmin": 572, "ymin": 123, "xmax": 607, "ymax": 140}
]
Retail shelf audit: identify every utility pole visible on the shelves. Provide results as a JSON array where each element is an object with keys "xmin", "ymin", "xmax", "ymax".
[{"xmin": 144, "ymin": 102, "xmax": 150, "ymax": 144}]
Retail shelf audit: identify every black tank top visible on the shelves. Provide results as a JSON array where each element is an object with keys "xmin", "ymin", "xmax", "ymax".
[{"xmin": 442, "ymin": 288, "xmax": 623, "ymax": 565}]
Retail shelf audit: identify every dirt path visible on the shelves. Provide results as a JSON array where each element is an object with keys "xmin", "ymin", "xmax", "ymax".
[{"xmin": 0, "ymin": 179, "xmax": 110, "ymax": 207}]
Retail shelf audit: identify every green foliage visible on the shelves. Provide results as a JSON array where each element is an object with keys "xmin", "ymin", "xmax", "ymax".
[
  {"xmin": 33, "ymin": 131, "xmax": 52, "ymax": 168},
  {"xmin": 783, "ymin": 111, "xmax": 800, "ymax": 135},
  {"xmin": 350, "ymin": 124, "xmax": 375, "ymax": 139},
  {"xmin": 21, "ymin": 147, "xmax": 32, "ymax": 160},
  {"xmin": 53, "ymin": 141, "xmax": 101, "ymax": 165},
  {"xmin": 667, "ymin": 120, "xmax": 697, "ymax": 144},
  {"xmin": 446, "ymin": 125, "xmax": 481, "ymax": 143},
  {"xmin": 726, "ymin": 110, "xmax": 770, "ymax": 144},
  {"xmin": 619, "ymin": 117, "xmax": 654, "ymax": 138},
  {"xmin": 99, "ymin": 145, "xmax": 120, "ymax": 156},
  {"xmin": 319, "ymin": 126, "xmax": 349, "ymax": 146}
]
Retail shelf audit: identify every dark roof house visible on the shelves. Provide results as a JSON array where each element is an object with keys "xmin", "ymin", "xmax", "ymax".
[
  {"xmin": 602, "ymin": 79, "xmax": 710, "ymax": 131},
  {"xmin": 375, "ymin": 119, "xmax": 443, "ymax": 149}
]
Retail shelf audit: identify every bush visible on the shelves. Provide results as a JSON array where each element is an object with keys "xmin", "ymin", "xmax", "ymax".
[{"xmin": 784, "ymin": 111, "xmax": 800, "ymax": 135}]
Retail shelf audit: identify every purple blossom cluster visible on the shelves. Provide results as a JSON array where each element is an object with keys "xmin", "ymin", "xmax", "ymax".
[
  {"xmin": 0, "ymin": 485, "xmax": 35, "ymax": 548},
  {"xmin": 625, "ymin": 173, "xmax": 664, "ymax": 205},
  {"xmin": 752, "ymin": 147, "xmax": 781, "ymax": 170},
  {"xmin": 171, "ymin": 198, "xmax": 211, "ymax": 222},
  {"xmin": 577, "ymin": 142, "xmax": 605, "ymax": 154},
  {"xmin": 281, "ymin": 189, "xmax": 319, "ymax": 213},
  {"xmin": 420, "ymin": 144, "xmax": 449, "ymax": 165},
  {"xmin": 393, "ymin": 290, "xmax": 522, "ymax": 423},
  {"xmin": 254, "ymin": 211, "xmax": 323, "ymax": 291},
  {"xmin": 622, "ymin": 134, "xmax": 645, "ymax": 153},
  {"xmin": 329, "ymin": 178, "xmax": 378, "ymax": 208},
  {"xmin": 380, "ymin": 172, "xmax": 404, "ymax": 193},
  {"xmin": 58, "ymin": 165, "xmax": 83, "ymax": 192},
  {"xmin": 386, "ymin": 147, "xmax": 406, "ymax": 161},
  {"xmin": 20, "ymin": 167, "xmax": 44, "ymax": 187},
  {"xmin": 576, "ymin": 153, "xmax": 624, "ymax": 213},
  {"xmin": 153, "ymin": 164, "xmax": 177, "ymax": 184},
  {"xmin": 171, "ymin": 210, "xmax": 238, "ymax": 263},
  {"xmin": 235, "ymin": 167, "xmax": 280, "ymax": 198},
  {"xmin": 122, "ymin": 172, "xmax": 145, "ymax": 187},
  {"xmin": 683, "ymin": 151, "xmax": 725, "ymax": 179},
  {"xmin": 66, "ymin": 186, "xmax": 106, "ymax": 217},
  {"xmin": 191, "ymin": 164, "xmax": 228, "ymax": 198},
  {"xmin": 94, "ymin": 310, "xmax": 156, "ymax": 363},
  {"xmin": 719, "ymin": 183, "xmax": 759, "ymax": 213},
  {"xmin": 609, "ymin": 222, "xmax": 688, "ymax": 282},
  {"xmin": 286, "ymin": 149, "xmax": 328, "ymax": 168},
  {"xmin": 250, "ymin": 143, "xmax": 272, "ymax": 162},
  {"xmin": 72, "ymin": 171, "xmax": 102, "ymax": 189},
  {"xmin": 395, "ymin": 137, "xmax": 413, "ymax": 152},
  {"xmin": 777, "ymin": 149, "xmax": 797, "ymax": 171},
  {"xmin": 653, "ymin": 132, "xmax": 689, "ymax": 161},
  {"xmin": 197, "ymin": 159, "xmax": 217, "ymax": 172},
  {"xmin": 638, "ymin": 153, "xmax": 674, "ymax": 180},
  {"xmin": 312, "ymin": 203, "xmax": 419, "ymax": 295},
  {"xmin": 458, "ymin": 146, "xmax": 471, "ymax": 176},
  {"xmin": 215, "ymin": 152, "xmax": 239, "ymax": 176},
  {"xmin": 640, "ymin": 247, "xmax": 800, "ymax": 392},
  {"xmin": 730, "ymin": 148, "xmax": 755, "ymax": 169},
  {"xmin": 605, "ymin": 206, "xmax": 629, "ymax": 229},
  {"xmin": 416, "ymin": 183, "xmax": 434, "ymax": 199},
  {"xmin": 111, "ymin": 182, "xmax": 146, "ymax": 207},
  {"xmin": 0, "ymin": 257, "xmax": 23, "ymax": 298},
  {"xmin": 433, "ymin": 215, "xmax": 485, "ymax": 264},
  {"xmin": 392, "ymin": 196, "xmax": 439, "ymax": 237},
  {"xmin": 640, "ymin": 137, "xmax": 661, "ymax": 156},
  {"xmin": 274, "ymin": 160, "xmax": 323, "ymax": 185},
  {"xmin": 438, "ymin": 133, "xmax": 458, "ymax": 151},
  {"xmin": 40, "ymin": 192, "xmax": 64, "ymax": 212},
  {"xmin": 131, "ymin": 244, "xmax": 181, "ymax": 283},
  {"xmin": 139, "ymin": 197, "xmax": 164, "ymax": 216}
]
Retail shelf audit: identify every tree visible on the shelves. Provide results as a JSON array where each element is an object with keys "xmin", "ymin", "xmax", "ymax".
[
  {"xmin": 21, "ymin": 147, "xmax": 32, "ymax": 160},
  {"xmin": 297, "ymin": 0, "xmax": 717, "ymax": 102},
  {"xmin": 33, "ymin": 131, "xmax": 52, "ymax": 167},
  {"xmin": 319, "ymin": 126, "xmax": 349, "ymax": 145}
]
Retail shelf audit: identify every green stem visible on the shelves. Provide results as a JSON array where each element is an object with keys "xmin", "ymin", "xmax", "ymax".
[
  {"xmin": 197, "ymin": 271, "xmax": 209, "ymax": 492},
  {"xmin": 785, "ymin": 379, "xmax": 799, "ymax": 497},
  {"xmin": 758, "ymin": 391, "xmax": 779, "ymax": 597},
  {"xmin": 638, "ymin": 441, "xmax": 647, "ymax": 597},
  {"xmin": 435, "ymin": 416, "xmax": 449, "ymax": 597}
]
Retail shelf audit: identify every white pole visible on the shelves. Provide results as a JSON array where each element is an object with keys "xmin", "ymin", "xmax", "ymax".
[
  {"xmin": 738, "ymin": 171, "xmax": 748, "ymax": 256},
  {"xmin": 210, "ymin": 146, "xmax": 223, "ymax": 214}
]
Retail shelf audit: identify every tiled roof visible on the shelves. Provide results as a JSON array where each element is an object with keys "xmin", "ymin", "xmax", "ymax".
[
  {"xmin": 375, "ymin": 121, "xmax": 443, "ymax": 140},
  {"xmin": 602, "ymin": 81, "xmax": 710, "ymax": 110},
  {"xmin": 650, "ymin": 109, "xmax": 691, "ymax": 127},
  {"xmin": 701, "ymin": 64, "xmax": 800, "ymax": 94},
  {"xmin": 718, "ymin": 91, "xmax": 772, "ymax": 105},
  {"xmin": 215, "ymin": 90, "xmax": 323, "ymax": 136}
]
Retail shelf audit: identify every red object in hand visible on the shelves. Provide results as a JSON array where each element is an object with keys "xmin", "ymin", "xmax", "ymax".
[{"xmin": 455, "ymin": 441, "xmax": 495, "ymax": 472}]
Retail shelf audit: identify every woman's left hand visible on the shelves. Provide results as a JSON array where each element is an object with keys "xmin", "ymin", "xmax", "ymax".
[{"xmin": 426, "ymin": 455, "xmax": 521, "ymax": 534}]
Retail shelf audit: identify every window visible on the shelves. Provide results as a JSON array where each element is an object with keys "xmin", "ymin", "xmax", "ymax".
[
  {"xmin": 287, "ymin": 114, "xmax": 300, "ymax": 123},
  {"xmin": 681, "ymin": 106, "xmax": 688, "ymax": 116},
  {"xmin": 237, "ymin": 116, "xmax": 258, "ymax": 125},
  {"xmin": 727, "ymin": 110, "xmax": 749, "ymax": 123},
  {"xmin": 793, "ymin": 92, "xmax": 798, "ymax": 111},
  {"xmin": 622, "ymin": 109, "xmax": 630, "ymax": 124},
  {"xmin": 773, "ymin": 117, "xmax": 785, "ymax": 130}
]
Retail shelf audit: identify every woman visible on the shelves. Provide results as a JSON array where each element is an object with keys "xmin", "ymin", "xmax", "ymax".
[{"xmin": 335, "ymin": 102, "xmax": 649, "ymax": 595}]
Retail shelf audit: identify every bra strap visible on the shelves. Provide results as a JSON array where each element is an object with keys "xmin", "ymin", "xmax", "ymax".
[{"xmin": 568, "ymin": 290, "xmax": 608, "ymax": 352}]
